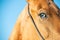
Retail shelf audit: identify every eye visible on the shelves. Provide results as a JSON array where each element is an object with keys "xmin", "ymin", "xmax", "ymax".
[{"xmin": 38, "ymin": 12, "xmax": 47, "ymax": 19}]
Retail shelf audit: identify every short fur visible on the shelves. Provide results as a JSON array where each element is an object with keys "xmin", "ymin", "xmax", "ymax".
[{"xmin": 9, "ymin": 0, "xmax": 60, "ymax": 40}]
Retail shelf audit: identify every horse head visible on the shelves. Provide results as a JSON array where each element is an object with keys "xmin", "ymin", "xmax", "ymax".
[
  {"xmin": 27, "ymin": 0, "xmax": 60, "ymax": 39},
  {"xmin": 9, "ymin": 0, "xmax": 60, "ymax": 40}
]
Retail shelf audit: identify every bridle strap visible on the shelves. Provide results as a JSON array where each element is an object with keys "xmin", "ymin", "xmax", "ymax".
[{"xmin": 28, "ymin": 4, "xmax": 45, "ymax": 40}]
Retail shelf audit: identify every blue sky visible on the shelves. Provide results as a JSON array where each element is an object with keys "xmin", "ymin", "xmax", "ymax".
[
  {"xmin": 0, "ymin": 0, "xmax": 26, "ymax": 40},
  {"xmin": 0, "ymin": 0, "xmax": 60, "ymax": 40}
]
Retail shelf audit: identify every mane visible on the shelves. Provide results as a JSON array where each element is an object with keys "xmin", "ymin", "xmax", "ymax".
[
  {"xmin": 54, "ymin": 2, "xmax": 60, "ymax": 17},
  {"xmin": 51, "ymin": 1, "xmax": 60, "ymax": 18}
]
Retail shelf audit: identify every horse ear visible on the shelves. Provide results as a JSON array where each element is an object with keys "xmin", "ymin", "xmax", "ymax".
[
  {"xmin": 26, "ymin": 0, "xmax": 31, "ymax": 3},
  {"xmin": 26, "ymin": 0, "xmax": 38, "ymax": 3},
  {"xmin": 50, "ymin": 0, "xmax": 54, "ymax": 1},
  {"xmin": 51, "ymin": 0, "xmax": 53, "ymax": 1}
]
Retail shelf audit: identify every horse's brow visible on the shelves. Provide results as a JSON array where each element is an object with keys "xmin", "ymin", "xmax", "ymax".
[{"xmin": 37, "ymin": 4, "xmax": 42, "ymax": 10}]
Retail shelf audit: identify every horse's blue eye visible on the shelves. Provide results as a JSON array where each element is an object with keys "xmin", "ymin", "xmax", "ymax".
[{"xmin": 38, "ymin": 13, "xmax": 47, "ymax": 19}]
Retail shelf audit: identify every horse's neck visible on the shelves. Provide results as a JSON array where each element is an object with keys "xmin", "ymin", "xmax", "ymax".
[{"xmin": 18, "ymin": 5, "xmax": 28, "ymax": 21}]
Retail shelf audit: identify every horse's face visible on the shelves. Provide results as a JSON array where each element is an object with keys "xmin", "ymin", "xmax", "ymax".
[{"xmin": 27, "ymin": 0, "xmax": 60, "ymax": 38}]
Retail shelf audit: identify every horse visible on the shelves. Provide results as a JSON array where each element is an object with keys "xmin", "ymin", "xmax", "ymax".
[{"xmin": 9, "ymin": 0, "xmax": 60, "ymax": 40}]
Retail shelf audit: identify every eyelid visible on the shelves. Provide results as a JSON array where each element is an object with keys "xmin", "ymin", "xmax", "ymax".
[{"xmin": 38, "ymin": 9, "xmax": 47, "ymax": 14}]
